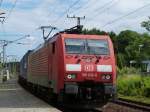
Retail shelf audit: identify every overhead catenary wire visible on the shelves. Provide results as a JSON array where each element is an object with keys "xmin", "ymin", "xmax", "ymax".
[
  {"xmin": 91, "ymin": 0, "xmax": 115, "ymax": 15},
  {"xmin": 54, "ymin": 0, "xmax": 81, "ymax": 23},
  {"xmin": 46, "ymin": 0, "xmax": 61, "ymax": 19},
  {"xmin": 1, "ymin": 0, "xmax": 38, "ymax": 40},
  {"xmin": 93, "ymin": 0, "xmax": 119, "ymax": 17},
  {"xmin": 84, "ymin": 0, "xmax": 119, "ymax": 25},
  {"xmin": 0, "ymin": 35, "xmax": 31, "ymax": 47},
  {"xmin": 70, "ymin": 0, "xmax": 114, "ymax": 17},
  {"xmin": 4, "ymin": 0, "xmax": 18, "ymax": 22},
  {"xmin": 102, "ymin": 2, "xmax": 150, "ymax": 27},
  {"xmin": 56, "ymin": 0, "xmax": 96, "ymax": 27},
  {"xmin": 69, "ymin": 0, "xmax": 92, "ymax": 15}
]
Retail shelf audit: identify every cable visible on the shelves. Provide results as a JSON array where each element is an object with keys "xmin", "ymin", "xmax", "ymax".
[
  {"xmin": 84, "ymin": 0, "xmax": 119, "ymax": 25},
  {"xmin": 95, "ymin": 0, "xmax": 119, "ymax": 16},
  {"xmin": 69, "ymin": 0, "xmax": 92, "ymax": 14},
  {"xmin": 83, "ymin": 0, "xmax": 115, "ymax": 19},
  {"xmin": 92, "ymin": 0, "xmax": 115, "ymax": 14},
  {"xmin": 102, "ymin": 2, "xmax": 150, "ymax": 27},
  {"xmin": 89, "ymin": 0, "xmax": 119, "ymax": 20},
  {"xmin": 54, "ymin": 0, "xmax": 81, "ymax": 23},
  {"xmin": 4, "ymin": 0, "xmax": 18, "ymax": 22}
]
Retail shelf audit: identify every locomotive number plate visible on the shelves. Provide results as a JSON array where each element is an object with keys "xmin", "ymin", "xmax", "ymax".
[
  {"xmin": 83, "ymin": 65, "xmax": 94, "ymax": 72},
  {"xmin": 82, "ymin": 73, "xmax": 97, "ymax": 78}
]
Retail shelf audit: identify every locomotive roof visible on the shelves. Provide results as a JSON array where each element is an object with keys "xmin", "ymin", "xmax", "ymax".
[
  {"xmin": 32, "ymin": 33, "xmax": 110, "ymax": 53},
  {"xmin": 61, "ymin": 33, "xmax": 110, "ymax": 39},
  {"xmin": 48, "ymin": 33, "xmax": 110, "ymax": 43},
  {"xmin": 48, "ymin": 33, "xmax": 110, "ymax": 41}
]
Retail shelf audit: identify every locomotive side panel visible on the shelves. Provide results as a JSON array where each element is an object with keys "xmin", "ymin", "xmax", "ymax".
[
  {"xmin": 50, "ymin": 41, "xmax": 58, "ymax": 92},
  {"xmin": 48, "ymin": 36, "xmax": 65, "ymax": 93},
  {"xmin": 52, "ymin": 36, "xmax": 65, "ymax": 93},
  {"xmin": 27, "ymin": 43, "xmax": 50, "ymax": 87},
  {"xmin": 27, "ymin": 35, "xmax": 64, "ymax": 93}
]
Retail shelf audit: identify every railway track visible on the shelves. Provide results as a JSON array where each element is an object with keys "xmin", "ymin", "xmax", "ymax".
[
  {"xmin": 62, "ymin": 108, "xmax": 102, "ymax": 112},
  {"xmin": 58, "ymin": 103, "xmax": 103, "ymax": 112},
  {"xmin": 79, "ymin": 98, "xmax": 150, "ymax": 112},
  {"xmin": 110, "ymin": 98, "xmax": 150, "ymax": 112},
  {"xmin": 20, "ymin": 82, "xmax": 150, "ymax": 112},
  {"xmin": 90, "ymin": 108, "xmax": 103, "ymax": 112}
]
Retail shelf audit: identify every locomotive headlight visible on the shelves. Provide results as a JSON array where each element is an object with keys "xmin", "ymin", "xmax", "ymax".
[
  {"xmin": 105, "ymin": 74, "xmax": 111, "ymax": 80},
  {"xmin": 67, "ymin": 74, "xmax": 76, "ymax": 79},
  {"xmin": 102, "ymin": 74, "xmax": 111, "ymax": 80},
  {"xmin": 67, "ymin": 74, "xmax": 72, "ymax": 79},
  {"xmin": 102, "ymin": 75, "xmax": 106, "ymax": 80}
]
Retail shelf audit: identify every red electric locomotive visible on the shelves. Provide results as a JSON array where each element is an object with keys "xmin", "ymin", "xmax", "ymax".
[{"xmin": 19, "ymin": 26, "xmax": 116, "ymax": 106}]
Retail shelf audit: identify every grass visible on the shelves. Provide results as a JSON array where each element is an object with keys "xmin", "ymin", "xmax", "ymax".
[{"xmin": 117, "ymin": 68, "xmax": 150, "ymax": 104}]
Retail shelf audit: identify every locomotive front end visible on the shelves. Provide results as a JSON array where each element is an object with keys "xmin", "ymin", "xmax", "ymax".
[{"xmin": 62, "ymin": 34, "xmax": 116, "ymax": 102}]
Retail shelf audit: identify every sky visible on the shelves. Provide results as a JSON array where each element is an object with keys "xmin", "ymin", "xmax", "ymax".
[{"xmin": 0, "ymin": 0, "xmax": 150, "ymax": 61}]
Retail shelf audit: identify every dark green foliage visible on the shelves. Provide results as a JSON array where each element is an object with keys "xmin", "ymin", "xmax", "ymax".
[
  {"xmin": 141, "ymin": 17, "xmax": 150, "ymax": 32},
  {"xmin": 117, "ymin": 67, "xmax": 140, "ymax": 76},
  {"xmin": 82, "ymin": 28, "xmax": 107, "ymax": 35},
  {"xmin": 117, "ymin": 30, "xmax": 140, "ymax": 54}
]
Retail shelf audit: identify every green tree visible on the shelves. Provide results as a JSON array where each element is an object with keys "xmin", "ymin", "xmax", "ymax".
[
  {"xmin": 117, "ymin": 30, "xmax": 140, "ymax": 53},
  {"xmin": 82, "ymin": 28, "xmax": 107, "ymax": 35},
  {"xmin": 141, "ymin": 17, "xmax": 150, "ymax": 32},
  {"xmin": 140, "ymin": 33, "xmax": 150, "ymax": 60}
]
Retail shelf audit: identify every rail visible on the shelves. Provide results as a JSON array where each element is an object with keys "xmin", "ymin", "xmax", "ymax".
[{"xmin": 111, "ymin": 98, "xmax": 150, "ymax": 112}]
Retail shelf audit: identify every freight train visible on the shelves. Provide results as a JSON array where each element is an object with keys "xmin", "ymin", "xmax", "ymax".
[{"xmin": 19, "ymin": 26, "xmax": 117, "ymax": 106}]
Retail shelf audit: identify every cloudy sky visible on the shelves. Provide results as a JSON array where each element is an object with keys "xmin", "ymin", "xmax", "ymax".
[{"xmin": 0, "ymin": 0, "xmax": 149, "ymax": 60}]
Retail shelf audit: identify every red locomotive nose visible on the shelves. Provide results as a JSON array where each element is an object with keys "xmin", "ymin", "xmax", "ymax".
[
  {"xmin": 95, "ymin": 56, "xmax": 101, "ymax": 64},
  {"xmin": 75, "ymin": 55, "xmax": 80, "ymax": 58},
  {"xmin": 83, "ymin": 64, "xmax": 95, "ymax": 72},
  {"xmin": 76, "ymin": 59, "xmax": 81, "ymax": 64}
]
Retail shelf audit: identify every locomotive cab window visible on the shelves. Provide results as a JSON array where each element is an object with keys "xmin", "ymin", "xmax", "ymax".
[
  {"xmin": 65, "ymin": 38, "xmax": 109, "ymax": 55},
  {"xmin": 87, "ymin": 39, "xmax": 109, "ymax": 55},
  {"xmin": 65, "ymin": 39, "xmax": 86, "ymax": 54}
]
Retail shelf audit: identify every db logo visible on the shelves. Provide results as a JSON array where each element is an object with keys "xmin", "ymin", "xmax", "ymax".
[{"xmin": 84, "ymin": 65, "xmax": 94, "ymax": 71}]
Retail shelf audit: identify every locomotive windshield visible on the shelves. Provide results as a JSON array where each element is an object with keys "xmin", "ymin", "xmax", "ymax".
[
  {"xmin": 65, "ymin": 39, "xmax": 86, "ymax": 54},
  {"xmin": 65, "ymin": 38, "xmax": 109, "ymax": 55}
]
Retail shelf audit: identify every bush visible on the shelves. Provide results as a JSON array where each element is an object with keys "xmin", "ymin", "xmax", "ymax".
[
  {"xmin": 117, "ymin": 74, "xmax": 150, "ymax": 98},
  {"xmin": 117, "ymin": 67, "xmax": 140, "ymax": 76},
  {"xmin": 117, "ymin": 75, "xmax": 142, "ymax": 96},
  {"xmin": 142, "ymin": 77, "xmax": 150, "ymax": 97}
]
